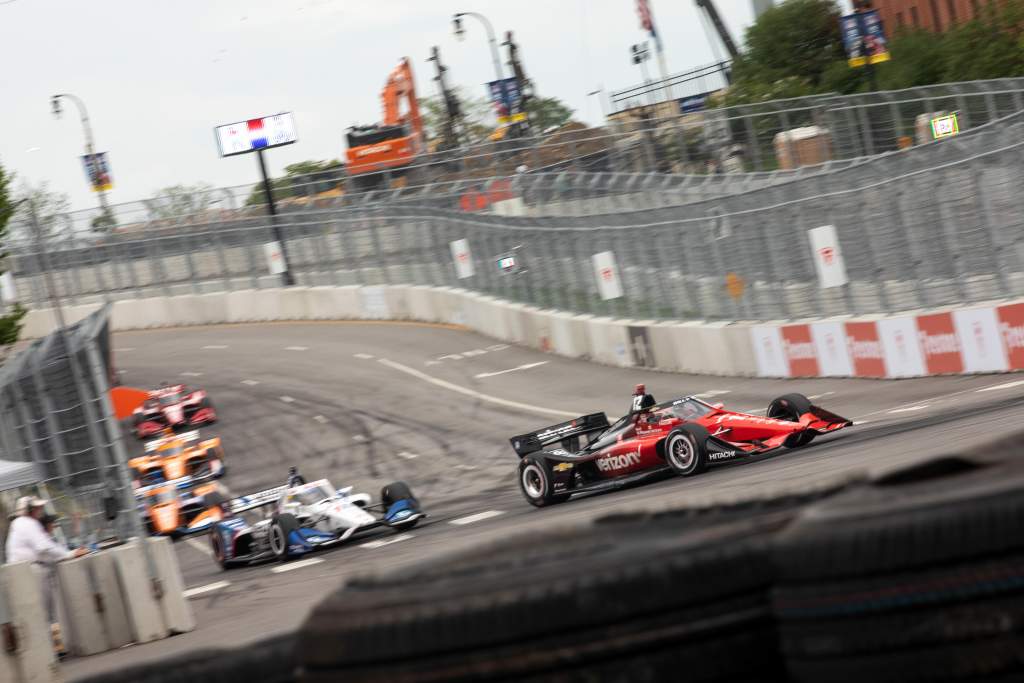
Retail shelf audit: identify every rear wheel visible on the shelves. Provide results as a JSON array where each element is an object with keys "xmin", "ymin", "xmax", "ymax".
[
  {"xmin": 663, "ymin": 427, "xmax": 709, "ymax": 477},
  {"xmin": 269, "ymin": 513, "xmax": 300, "ymax": 562},
  {"xmin": 768, "ymin": 393, "xmax": 815, "ymax": 448},
  {"xmin": 210, "ymin": 531, "xmax": 234, "ymax": 570},
  {"xmin": 381, "ymin": 481, "xmax": 415, "ymax": 507},
  {"xmin": 518, "ymin": 455, "xmax": 570, "ymax": 508}
]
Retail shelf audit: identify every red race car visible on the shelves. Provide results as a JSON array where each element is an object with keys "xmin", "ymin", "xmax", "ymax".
[
  {"xmin": 510, "ymin": 391, "xmax": 852, "ymax": 507},
  {"xmin": 132, "ymin": 384, "xmax": 217, "ymax": 440}
]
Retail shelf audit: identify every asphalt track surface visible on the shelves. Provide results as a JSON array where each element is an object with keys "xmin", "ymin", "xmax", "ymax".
[{"xmin": 64, "ymin": 321, "xmax": 1024, "ymax": 680}]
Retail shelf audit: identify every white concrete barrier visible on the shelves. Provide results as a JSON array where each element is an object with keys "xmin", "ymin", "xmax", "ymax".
[
  {"xmin": 55, "ymin": 557, "xmax": 108, "ymax": 656},
  {"xmin": 109, "ymin": 542, "xmax": 167, "ymax": 644},
  {"xmin": 0, "ymin": 562, "xmax": 60, "ymax": 683},
  {"xmin": 145, "ymin": 537, "xmax": 195, "ymax": 635},
  {"xmin": 586, "ymin": 317, "xmax": 634, "ymax": 367}
]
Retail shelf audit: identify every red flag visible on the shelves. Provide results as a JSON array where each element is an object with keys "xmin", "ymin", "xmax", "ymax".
[{"xmin": 637, "ymin": 0, "xmax": 654, "ymax": 34}]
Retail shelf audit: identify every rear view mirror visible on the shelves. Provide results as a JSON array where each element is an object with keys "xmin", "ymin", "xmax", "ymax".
[{"xmin": 712, "ymin": 403, "xmax": 725, "ymax": 410}]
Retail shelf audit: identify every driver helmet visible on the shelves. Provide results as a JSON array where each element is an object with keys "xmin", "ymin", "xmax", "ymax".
[{"xmin": 634, "ymin": 383, "xmax": 646, "ymax": 396}]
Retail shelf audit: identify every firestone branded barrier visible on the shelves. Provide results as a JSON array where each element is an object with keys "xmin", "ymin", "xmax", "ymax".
[{"xmin": 20, "ymin": 286, "xmax": 1024, "ymax": 380}]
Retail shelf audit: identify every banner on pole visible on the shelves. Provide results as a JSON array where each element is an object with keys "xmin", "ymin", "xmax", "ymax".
[{"xmin": 81, "ymin": 152, "xmax": 113, "ymax": 192}]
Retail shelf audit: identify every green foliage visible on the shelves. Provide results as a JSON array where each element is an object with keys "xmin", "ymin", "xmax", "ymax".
[
  {"xmin": 419, "ymin": 87, "xmax": 496, "ymax": 145},
  {"xmin": 146, "ymin": 183, "xmax": 216, "ymax": 220},
  {"xmin": 244, "ymin": 159, "xmax": 343, "ymax": 207},
  {"xmin": 525, "ymin": 96, "xmax": 574, "ymax": 132},
  {"xmin": 16, "ymin": 182, "xmax": 71, "ymax": 243},
  {"xmin": 0, "ymin": 160, "xmax": 26, "ymax": 347},
  {"xmin": 736, "ymin": 0, "xmax": 845, "ymax": 88}
]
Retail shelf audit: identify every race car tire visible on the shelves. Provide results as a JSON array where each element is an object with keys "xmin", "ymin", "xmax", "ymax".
[
  {"xmin": 773, "ymin": 453, "xmax": 1024, "ymax": 681},
  {"xmin": 663, "ymin": 425, "xmax": 710, "ymax": 477},
  {"xmin": 210, "ymin": 531, "xmax": 236, "ymax": 571},
  {"xmin": 381, "ymin": 481, "xmax": 417, "ymax": 508},
  {"xmin": 298, "ymin": 512, "xmax": 788, "ymax": 682},
  {"xmin": 518, "ymin": 454, "xmax": 570, "ymax": 507},
  {"xmin": 269, "ymin": 513, "xmax": 300, "ymax": 562},
  {"xmin": 768, "ymin": 393, "xmax": 815, "ymax": 448},
  {"xmin": 199, "ymin": 396, "xmax": 217, "ymax": 423}
]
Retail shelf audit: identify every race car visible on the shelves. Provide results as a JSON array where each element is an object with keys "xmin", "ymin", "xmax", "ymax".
[
  {"xmin": 129, "ymin": 429, "xmax": 226, "ymax": 487},
  {"xmin": 208, "ymin": 474, "xmax": 424, "ymax": 569},
  {"xmin": 135, "ymin": 475, "xmax": 227, "ymax": 536},
  {"xmin": 510, "ymin": 392, "xmax": 852, "ymax": 507},
  {"xmin": 132, "ymin": 384, "xmax": 216, "ymax": 439}
]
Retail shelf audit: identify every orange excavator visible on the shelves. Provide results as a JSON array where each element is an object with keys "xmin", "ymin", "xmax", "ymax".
[{"xmin": 346, "ymin": 57, "xmax": 425, "ymax": 189}]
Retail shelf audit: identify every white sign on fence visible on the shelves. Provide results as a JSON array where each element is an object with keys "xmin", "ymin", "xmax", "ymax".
[
  {"xmin": 808, "ymin": 225, "xmax": 848, "ymax": 289},
  {"xmin": 0, "ymin": 272, "xmax": 17, "ymax": 303},
  {"xmin": 264, "ymin": 241, "xmax": 286, "ymax": 275},
  {"xmin": 450, "ymin": 239, "xmax": 475, "ymax": 279},
  {"xmin": 592, "ymin": 251, "xmax": 624, "ymax": 301}
]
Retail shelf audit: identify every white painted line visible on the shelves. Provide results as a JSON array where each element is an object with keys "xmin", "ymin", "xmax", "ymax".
[
  {"xmin": 241, "ymin": 379, "xmax": 260, "ymax": 386},
  {"xmin": 463, "ymin": 349, "xmax": 487, "ymax": 357},
  {"xmin": 360, "ymin": 534, "xmax": 415, "ymax": 549},
  {"xmin": 888, "ymin": 405, "xmax": 930, "ymax": 414},
  {"xmin": 202, "ymin": 345, "xmax": 229, "ymax": 350},
  {"xmin": 853, "ymin": 420, "xmax": 869, "ymax": 425},
  {"xmin": 449, "ymin": 510, "xmax": 504, "ymax": 526},
  {"xmin": 486, "ymin": 344, "xmax": 509, "ymax": 352},
  {"xmin": 976, "ymin": 380, "xmax": 1024, "ymax": 393},
  {"xmin": 807, "ymin": 391, "xmax": 835, "ymax": 400},
  {"xmin": 181, "ymin": 372, "xmax": 204, "ymax": 377},
  {"xmin": 115, "ymin": 347, "xmax": 135, "ymax": 352},
  {"xmin": 398, "ymin": 451, "xmax": 418, "ymax": 459},
  {"xmin": 455, "ymin": 464, "xmax": 477, "ymax": 471},
  {"xmin": 352, "ymin": 434, "xmax": 367, "ymax": 443},
  {"xmin": 280, "ymin": 396, "xmax": 295, "ymax": 403},
  {"xmin": 424, "ymin": 360, "xmax": 441, "ymax": 366},
  {"xmin": 183, "ymin": 581, "xmax": 230, "ymax": 598},
  {"xmin": 185, "ymin": 538, "xmax": 212, "ymax": 557},
  {"xmin": 313, "ymin": 415, "xmax": 328, "ymax": 424},
  {"xmin": 285, "ymin": 346, "xmax": 308, "ymax": 351},
  {"xmin": 377, "ymin": 358, "xmax": 577, "ymax": 419},
  {"xmin": 354, "ymin": 353, "xmax": 375, "ymax": 360},
  {"xmin": 270, "ymin": 558, "xmax": 324, "ymax": 573},
  {"xmin": 474, "ymin": 361, "xmax": 548, "ymax": 379}
]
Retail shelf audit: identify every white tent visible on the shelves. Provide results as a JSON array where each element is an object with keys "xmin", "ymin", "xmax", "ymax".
[{"xmin": 0, "ymin": 459, "xmax": 40, "ymax": 492}]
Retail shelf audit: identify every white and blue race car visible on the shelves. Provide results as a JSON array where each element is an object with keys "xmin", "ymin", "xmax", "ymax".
[{"xmin": 208, "ymin": 471, "xmax": 424, "ymax": 569}]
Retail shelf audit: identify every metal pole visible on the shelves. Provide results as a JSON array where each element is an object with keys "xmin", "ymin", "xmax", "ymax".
[
  {"xmin": 53, "ymin": 93, "xmax": 114, "ymax": 227},
  {"xmin": 257, "ymin": 148, "xmax": 295, "ymax": 286},
  {"xmin": 455, "ymin": 12, "xmax": 504, "ymax": 82}
]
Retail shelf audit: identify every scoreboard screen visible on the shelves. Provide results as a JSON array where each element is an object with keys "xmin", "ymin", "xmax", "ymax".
[{"xmin": 216, "ymin": 113, "xmax": 297, "ymax": 157}]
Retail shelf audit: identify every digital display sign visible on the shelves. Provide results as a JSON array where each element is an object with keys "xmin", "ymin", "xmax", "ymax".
[
  {"xmin": 931, "ymin": 113, "xmax": 960, "ymax": 140},
  {"xmin": 215, "ymin": 112, "xmax": 297, "ymax": 157}
]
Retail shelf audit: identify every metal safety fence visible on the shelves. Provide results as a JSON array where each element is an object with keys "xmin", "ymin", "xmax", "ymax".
[{"xmin": 0, "ymin": 305, "xmax": 139, "ymax": 560}]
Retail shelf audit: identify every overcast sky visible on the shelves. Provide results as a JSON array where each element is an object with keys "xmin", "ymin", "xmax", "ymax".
[{"xmin": 0, "ymin": 0, "xmax": 847, "ymax": 212}]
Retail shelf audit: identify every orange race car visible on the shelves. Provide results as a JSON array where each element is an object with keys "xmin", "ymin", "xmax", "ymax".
[
  {"xmin": 129, "ymin": 429, "xmax": 226, "ymax": 488},
  {"xmin": 135, "ymin": 476, "xmax": 228, "ymax": 537}
]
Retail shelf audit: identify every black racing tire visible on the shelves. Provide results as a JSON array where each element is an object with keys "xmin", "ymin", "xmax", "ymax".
[
  {"xmin": 269, "ymin": 513, "xmax": 300, "ymax": 562},
  {"xmin": 769, "ymin": 393, "xmax": 815, "ymax": 448},
  {"xmin": 381, "ymin": 481, "xmax": 416, "ymax": 507},
  {"xmin": 210, "ymin": 530, "xmax": 235, "ymax": 571},
  {"xmin": 517, "ymin": 454, "xmax": 570, "ymax": 507},
  {"xmin": 297, "ymin": 514, "xmax": 788, "ymax": 683},
  {"xmin": 773, "ymin": 456, "xmax": 1024, "ymax": 682},
  {"xmin": 199, "ymin": 397, "xmax": 216, "ymax": 424},
  {"xmin": 663, "ymin": 425, "xmax": 710, "ymax": 477}
]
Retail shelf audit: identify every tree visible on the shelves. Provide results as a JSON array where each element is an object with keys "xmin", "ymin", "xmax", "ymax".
[
  {"xmin": 145, "ymin": 183, "xmax": 216, "ymax": 221},
  {"xmin": 419, "ymin": 88, "xmax": 496, "ymax": 145},
  {"xmin": 243, "ymin": 159, "xmax": 343, "ymax": 207},
  {"xmin": 0, "ymin": 161, "xmax": 27, "ymax": 347},
  {"xmin": 525, "ymin": 96, "xmax": 574, "ymax": 133},
  {"xmin": 14, "ymin": 182, "xmax": 72, "ymax": 245}
]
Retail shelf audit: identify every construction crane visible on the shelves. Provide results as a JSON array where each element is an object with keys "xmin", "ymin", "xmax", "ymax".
[{"xmin": 695, "ymin": 0, "xmax": 740, "ymax": 60}]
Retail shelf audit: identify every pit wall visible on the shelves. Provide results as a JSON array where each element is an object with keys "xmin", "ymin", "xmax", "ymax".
[{"xmin": 19, "ymin": 286, "xmax": 1024, "ymax": 379}]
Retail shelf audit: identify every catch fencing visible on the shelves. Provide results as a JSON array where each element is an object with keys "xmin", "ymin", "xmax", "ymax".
[{"xmin": 0, "ymin": 305, "xmax": 139, "ymax": 559}]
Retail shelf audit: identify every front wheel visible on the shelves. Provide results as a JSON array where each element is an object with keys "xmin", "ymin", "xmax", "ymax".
[
  {"xmin": 768, "ymin": 393, "xmax": 815, "ymax": 449},
  {"xmin": 269, "ymin": 513, "xmax": 300, "ymax": 562},
  {"xmin": 663, "ymin": 428, "xmax": 709, "ymax": 477},
  {"xmin": 518, "ymin": 455, "xmax": 570, "ymax": 508},
  {"xmin": 210, "ymin": 531, "xmax": 234, "ymax": 570}
]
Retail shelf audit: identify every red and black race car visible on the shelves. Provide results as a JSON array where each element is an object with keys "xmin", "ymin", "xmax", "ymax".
[
  {"xmin": 510, "ymin": 392, "xmax": 852, "ymax": 507},
  {"xmin": 132, "ymin": 384, "xmax": 217, "ymax": 440}
]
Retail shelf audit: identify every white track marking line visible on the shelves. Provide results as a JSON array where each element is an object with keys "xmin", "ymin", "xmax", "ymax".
[
  {"xmin": 181, "ymin": 372, "xmax": 204, "ymax": 377},
  {"xmin": 270, "ymin": 558, "xmax": 323, "ymax": 573},
  {"xmin": 185, "ymin": 538, "xmax": 213, "ymax": 557},
  {"xmin": 313, "ymin": 415, "xmax": 328, "ymax": 424},
  {"xmin": 853, "ymin": 420, "xmax": 869, "ymax": 425},
  {"xmin": 352, "ymin": 434, "xmax": 367, "ymax": 443},
  {"xmin": 280, "ymin": 396, "xmax": 295, "ymax": 403},
  {"xmin": 360, "ymin": 534, "xmax": 414, "ymax": 549},
  {"xmin": 184, "ymin": 581, "xmax": 230, "ymax": 598},
  {"xmin": 116, "ymin": 347, "xmax": 135, "ymax": 352},
  {"xmin": 449, "ymin": 510, "xmax": 504, "ymax": 526},
  {"xmin": 888, "ymin": 405, "xmax": 930, "ymax": 414},
  {"xmin": 807, "ymin": 391, "xmax": 835, "ymax": 400},
  {"xmin": 854, "ymin": 383, "xmax": 1022, "ymax": 419},
  {"xmin": 455, "ymin": 464, "xmax": 477, "ymax": 471},
  {"xmin": 354, "ymin": 353, "xmax": 375, "ymax": 360},
  {"xmin": 976, "ymin": 380, "xmax": 1024, "ymax": 392},
  {"xmin": 285, "ymin": 346, "xmax": 308, "ymax": 351},
  {"xmin": 377, "ymin": 358, "xmax": 577, "ymax": 419},
  {"xmin": 424, "ymin": 360, "xmax": 441, "ymax": 366},
  {"xmin": 202, "ymin": 345, "xmax": 229, "ymax": 350},
  {"xmin": 397, "ymin": 451, "xmax": 418, "ymax": 459},
  {"xmin": 474, "ymin": 361, "xmax": 548, "ymax": 379},
  {"xmin": 241, "ymin": 379, "xmax": 260, "ymax": 386},
  {"xmin": 486, "ymin": 345, "xmax": 509, "ymax": 352},
  {"xmin": 463, "ymin": 349, "xmax": 487, "ymax": 357}
]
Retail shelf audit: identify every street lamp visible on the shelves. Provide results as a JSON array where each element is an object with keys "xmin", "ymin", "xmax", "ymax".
[
  {"xmin": 452, "ymin": 11, "xmax": 504, "ymax": 83},
  {"xmin": 51, "ymin": 93, "xmax": 115, "ymax": 229}
]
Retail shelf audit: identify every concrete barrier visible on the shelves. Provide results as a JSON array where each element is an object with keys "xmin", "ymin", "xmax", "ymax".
[
  {"xmin": 21, "ymin": 285, "xmax": 1024, "ymax": 380},
  {"xmin": 109, "ymin": 542, "xmax": 167, "ymax": 644},
  {"xmin": 145, "ymin": 537, "xmax": 195, "ymax": 635},
  {"xmin": 0, "ymin": 561, "xmax": 60, "ymax": 683},
  {"xmin": 56, "ymin": 557, "xmax": 109, "ymax": 656}
]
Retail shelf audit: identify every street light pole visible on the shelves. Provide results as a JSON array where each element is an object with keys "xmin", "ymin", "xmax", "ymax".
[
  {"xmin": 51, "ymin": 93, "xmax": 114, "ymax": 227},
  {"xmin": 453, "ymin": 11, "xmax": 504, "ymax": 82}
]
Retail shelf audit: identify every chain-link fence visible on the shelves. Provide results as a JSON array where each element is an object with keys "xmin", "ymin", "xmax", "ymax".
[{"xmin": 0, "ymin": 304, "xmax": 139, "ymax": 560}]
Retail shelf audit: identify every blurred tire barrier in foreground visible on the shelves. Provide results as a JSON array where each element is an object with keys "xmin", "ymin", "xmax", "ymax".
[{"xmin": 78, "ymin": 438, "xmax": 1024, "ymax": 683}]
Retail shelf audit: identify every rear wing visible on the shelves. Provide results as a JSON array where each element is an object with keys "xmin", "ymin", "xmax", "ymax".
[
  {"xmin": 228, "ymin": 485, "xmax": 289, "ymax": 515},
  {"xmin": 145, "ymin": 430, "xmax": 199, "ymax": 452},
  {"xmin": 509, "ymin": 412, "xmax": 610, "ymax": 457}
]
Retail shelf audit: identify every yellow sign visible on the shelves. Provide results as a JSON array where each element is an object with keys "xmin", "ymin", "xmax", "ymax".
[
  {"xmin": 725, "ymin": 273, "xmax": 745, "ymax": 300},
  {"xmin": 497, "ymin": 112, "xmax": 527, "ymax": 125}
]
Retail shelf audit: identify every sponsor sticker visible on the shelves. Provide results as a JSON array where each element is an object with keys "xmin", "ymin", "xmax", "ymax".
[
  {"xmin": 916, "ymin": 312, "xmax": 963, "ymax": 374},
  {"xmin": 997, "ymin": 303, "xmax": 1024, "ymax": 370},
  {"xmin": 596, "ymin": 452, "xmax": 641, "ymax": 472},
  {"xmin": 781, "ymin": 324, "xmax": 820, "ymax": 377},
  {"xmin": 844, "ymin": 321, "xmax": 885, "ymax": 378}
]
